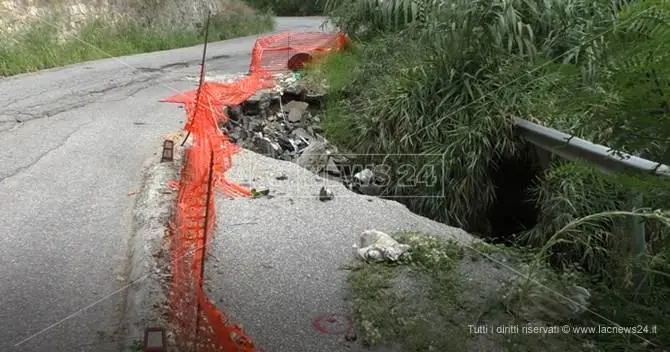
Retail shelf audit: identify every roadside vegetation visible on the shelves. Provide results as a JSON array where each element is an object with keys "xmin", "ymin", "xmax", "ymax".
[
  {"xmin": 0, "ymin": 0, "xmax": 275, "ymax": 76},
  {"xmin": 349, "ymin": 230, "xmax": 667, "ymax": 351},
  {"xmin": 308, "ymin": 0, "xmax": 670, "ymax": 350},
  {"xmin": 242, "ymin": 0, "xmax": 325, "ymax": 16}
]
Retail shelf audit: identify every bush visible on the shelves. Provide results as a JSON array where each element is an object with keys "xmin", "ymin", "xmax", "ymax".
[{"xmin": 320, "ymin": 0, "xmax": 589, "ymax": 232}]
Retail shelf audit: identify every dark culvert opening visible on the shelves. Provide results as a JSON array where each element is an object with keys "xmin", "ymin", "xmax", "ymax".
[
  {"xmin": 287, "ymin": 53, "xmax": 313, "ymax": 72},
  {"xmin": 483, "ymin": 143, "xmax": 543, "ymax": 245}
]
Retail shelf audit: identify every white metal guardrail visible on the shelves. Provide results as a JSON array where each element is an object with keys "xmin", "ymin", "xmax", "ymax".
[
  {"xmin": 513, "ymin": 117, "xmax": 670, "ymax": 177},
  {"xmin": 513, "ymin": 117, "xmax": 669, "ymax": 262}
]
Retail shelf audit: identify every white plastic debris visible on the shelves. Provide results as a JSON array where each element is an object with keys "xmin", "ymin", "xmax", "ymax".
[
  {"xmin": 353, "ymin": 230, "xmax": 411, "ymax": 262},
  {"xmin": 353, "ymin": 169, "xmax": 374, "ymax": 184}
]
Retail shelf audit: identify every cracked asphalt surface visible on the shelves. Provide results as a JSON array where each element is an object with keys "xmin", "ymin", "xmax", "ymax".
[{"xmin": 0, "ymin": 17, "xmax": 326, "ymax": 352}]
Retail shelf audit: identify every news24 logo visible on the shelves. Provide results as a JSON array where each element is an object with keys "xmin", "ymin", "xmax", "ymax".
[{"xmin": 338, "ymin": 154, "xmax": 445, "ymax": 198}]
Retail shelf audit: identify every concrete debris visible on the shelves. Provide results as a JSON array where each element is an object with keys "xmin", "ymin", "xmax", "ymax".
[
  {"xmin": 353, "ymin": 230, "xmax": 411, "ymax": 262},
  {"xmin": 220, "ymin": 73, "xmax": 389, "ymax": 198},
  {"xmin": 226, "ymin": 105, "xmax": 243, "ymax": 121},
  {"xmin": 246, "ymin": 89, "xmax": 276, "ymax": 105},
  {"xmin": 296, "ymin": 142, "xmax": 339, "ymax": 175},
  {"xmin": 347, "ymin": 167, "xmax": 389, "ymax": 196},
  {"xmin": 253, "ymin": 134, "xmax": 282, "ymax": 158},
  {"xmin": 284, "ymin": 100, "xmax": 309, "ymax": 123},
  {"xmin": 274, "ymin": 72, "xmax": 306, "ymax": 97},
  {"xmin": 319, "ymin": 186, "xmax": 334, "ymax": 201}
]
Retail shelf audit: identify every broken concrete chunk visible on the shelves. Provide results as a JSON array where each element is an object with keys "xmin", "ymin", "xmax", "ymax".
[
  {"xmin": 353, "ymin": 230, "xmax": 411, "ymax": 262},
  {"xmin": 319, "ymin": 186, "xmax": 334, "ymax": 201},
  {"xmin": 276, "ymin": 136, "xmax": 295, "ymax": 152},
  {"xmin": 353, "ymin": 169, "xmax": 374, "ymax": 184},
  {"xmin": 285, "ymin": 100, "xmax": 309, "ymax": 111},
  {"xmin": 245, "ymin": 89, "xmax": 278, "ymax": 116},
  {"xmin": 284, "ymin": 100, "xmax": 309, "ymax": 123},
  {"xmin": 288, "ymin": 109, "xmax": 304, "ymax": 123},
  {"xmin": 325, "ymin": 160, "xmax": 341, "ymax": 176},
  {"xmin": 253, "ymin": 135, "xmax": 282, "ymax": 158},
  {"xmin": 291, "ymin": 127, "xmax": 313, "ymax": 144},
  {"xmin": 284, "ymin": 82, "xmax": 307, "ymax": 97},
  {"xmin": 296, "ymin": 141, "xmax": 338, "ymax": 174},
  {"xmin": 279, "ymin": 151, "xmax": 293, "ymax": 161},
  {"xmin": 246, "ymin": 89, "xmax": 274, "ymax": 105},
  {"xmin": 227, "ymin": 105, "xmax": 243, "ymax": 121},
  {"xmin": 351, "ymin": 168, "xmax": 383, "ymax": 195},
  {"xmin": 227, "ymin": 126, "xmax": 248, "ymax": 143}
]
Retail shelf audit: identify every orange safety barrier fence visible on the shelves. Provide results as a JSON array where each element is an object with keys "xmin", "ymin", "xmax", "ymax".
[
  {"xmin": 163, "ymin": 31, "xmax": 348, "ymax": 352},
  {"xmin": 249, "ymin": 32, "xmax": 349, "ymax": 73},
  {"xmin": 167, "ymin": 85, "xmax": 256, "ymax": 351}
]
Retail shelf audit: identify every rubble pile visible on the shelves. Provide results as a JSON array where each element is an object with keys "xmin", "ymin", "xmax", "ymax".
[{"xmin": 220, "ymin": 73, "xmax": 387, "ymax": 196}]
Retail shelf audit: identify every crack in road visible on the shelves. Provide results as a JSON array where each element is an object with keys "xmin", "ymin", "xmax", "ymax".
[
  {"xmin": 133, "ymin": 55, "xmax": 231, "ymax": 74},
  {"xmin": 1, "ymin": 54, "xmax": 238, "ymax": 126},
  {"xmin": 0, "ymin": 120, "xmax": 95, "ymax": 184},
  {"xmin": 103, "ymin": 83, "xmax": 157, "ymax": 103},
  {"xmin": 0, "ymin": 74, "xmax": 161, "ymax": 128},
  {"xmin": 135, "ymin": 61, "xmax": 190, "ymax": 73}
]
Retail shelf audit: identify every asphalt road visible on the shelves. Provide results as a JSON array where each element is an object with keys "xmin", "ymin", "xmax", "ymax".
[{"xmin": 0, "ymin": 16, "xmax": 326, "ymax": 352}]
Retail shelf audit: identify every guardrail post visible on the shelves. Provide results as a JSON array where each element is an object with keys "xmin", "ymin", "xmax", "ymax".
[
  {"xmin": 534, "ymin": 147, "xmax": 552, "ymax": 169},
  {"xmin": 627, "ymin": 193, "xmax": 649, "ymax": 296}
]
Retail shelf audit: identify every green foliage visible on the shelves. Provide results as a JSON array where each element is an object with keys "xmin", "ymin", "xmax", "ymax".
[
  {"xmin": 243, "ymin": 0, "xmax": 325, "ymax": 16},
  {"xmin": 320, "ymin": 0, "xmax": 670, "ymax": 262},
  {"xmin": 0, "ymin": 11, "xmax": 275, "ymax": 77},
  {"xmin": 320, "ymin": 0, "xmax": 587, "ymax": 231},
  {"xmin": 521, "ymin": 163, "xmax": 628, "ymax": 273},
  {"xmin": 520, "ymin": 0, "xmax": 670, "ymax": 282},
  {"xmin": 523, "ymin": 209, "xmax": 670, "ymax": 348}
]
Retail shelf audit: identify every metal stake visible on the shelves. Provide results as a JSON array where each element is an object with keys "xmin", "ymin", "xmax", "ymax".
[
  {"xmin": 194, "ymin": 148, "xmax": 215, "ymax": 351},
  {"xmin": 192, "ymin": 11, "xmax": 213, "ymax": 350},
  {"xmin": 182, "ymin": 10, "xmax": 212, "ymax": 147}
]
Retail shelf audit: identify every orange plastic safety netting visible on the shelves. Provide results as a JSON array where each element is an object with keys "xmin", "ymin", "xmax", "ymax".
[
  {"xmin": 163, "ymin": 30, "xmax": 348, "ymax": 352},
  {"xmin": 167, "ymin": 84, "xmax": 257, "ymax": 351},
  {"xmin": 249, "ymin": 31, "xmax": 349, "ymax": 73}
]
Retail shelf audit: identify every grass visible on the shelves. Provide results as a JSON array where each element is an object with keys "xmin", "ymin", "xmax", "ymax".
[
  {"xmin": 347, "ymin": 231, "xmax": 468, "ymax": 351},
  {"xmin": 0, "ymin": 9, "xmax": 274, "ymax": 77},
  {"xmin": 348, "ymin": 231, "xmax": 669, "ymax": 351}
]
